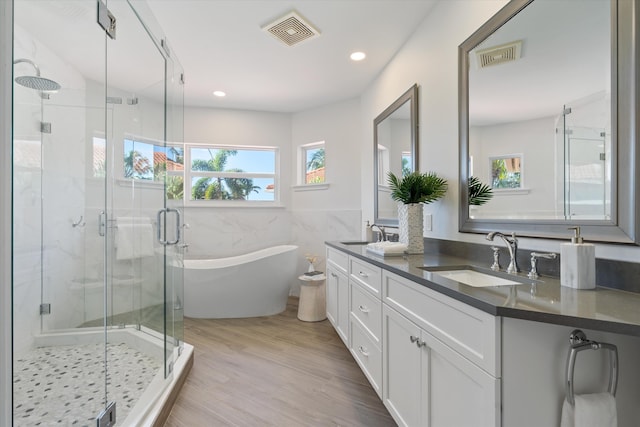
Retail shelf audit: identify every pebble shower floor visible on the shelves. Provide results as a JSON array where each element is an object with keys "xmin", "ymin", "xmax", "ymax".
[{"xmin": 13, "ymin": 342, "xmax": 161, "ymax": 426}]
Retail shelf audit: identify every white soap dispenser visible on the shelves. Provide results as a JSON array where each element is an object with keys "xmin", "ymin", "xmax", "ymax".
[
  {"xmin": 365, "ymin": 221, "xmax": 374, "ymax": 243},
  {"xmin": 560, "ymin": 226, "xmax": 596, "ymax": 289}
]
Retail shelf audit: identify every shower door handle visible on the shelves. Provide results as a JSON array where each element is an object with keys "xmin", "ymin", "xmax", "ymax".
[
  {"xmin": 98, "ymin": 211, "xmax": 106, "ymax": 237},
  {"xmin": 157, "ymin": 208, "xmax": 181, "ymax": 246}
]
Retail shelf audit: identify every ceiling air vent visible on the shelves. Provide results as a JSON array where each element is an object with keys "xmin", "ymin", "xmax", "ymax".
[
  {"xmin": 475, "ymin": 40, "xmax": 522, "ymax": 69},
  {"xmin": 262, "ymin": 11, "xmax": 320, "ymax": 47}
]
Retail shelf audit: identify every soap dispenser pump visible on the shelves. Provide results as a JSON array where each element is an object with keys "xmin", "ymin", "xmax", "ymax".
[{"xmin": 560, "ymin": 226, "xmax": 596, "ymax": 289}]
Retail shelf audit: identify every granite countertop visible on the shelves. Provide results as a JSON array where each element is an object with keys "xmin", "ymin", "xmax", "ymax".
[{"xmin": 326, "ymin": 241, "xmax": 640, "ymax": 337}]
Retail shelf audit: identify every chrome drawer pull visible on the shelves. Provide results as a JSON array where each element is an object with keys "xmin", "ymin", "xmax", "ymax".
[
  {"xmin": 358, "ymin": 305, "xmax": 370, "ymax": 313},
  {"xmin": 358, "ymin": 346, "xmax": 369, "ymax": 357},
  {"xmin": 416, "ymin": 339, "xmax": 427, "ymax": 348},
  {"xmin": 410, "ymin": 335, "xmax": 419, "ymax": 343},
  {"xmin": 358, "ymin": 271, "xmax": 369, "ymax": 278},
  {"xmin": 331, "ymin": 273, "xmax": 338, "ymax": 278}
]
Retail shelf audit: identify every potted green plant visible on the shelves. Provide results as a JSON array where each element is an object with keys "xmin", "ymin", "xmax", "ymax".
[
  {"xmin": 387, "ymin": 171, "xmax": 448, "ymax": 254},
  {"xmin": 468, "ymin": 176, "xmax": 493, "ymax": 206}
]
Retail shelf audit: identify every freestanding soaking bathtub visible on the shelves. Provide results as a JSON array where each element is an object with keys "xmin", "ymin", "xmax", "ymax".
[{"xmin": 183, "ymin": 245, "xmax": 298, "ymax": 318}]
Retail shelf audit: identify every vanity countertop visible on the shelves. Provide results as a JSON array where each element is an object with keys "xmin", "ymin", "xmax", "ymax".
[{"xmin": 326, "ymin": 241, "xmax": 640, "ymax": 337}]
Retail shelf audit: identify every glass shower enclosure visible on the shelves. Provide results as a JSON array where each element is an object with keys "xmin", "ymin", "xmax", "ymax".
[{"xmin": 12, "ymin": 0, "xmax": 185, "ymax": 424}]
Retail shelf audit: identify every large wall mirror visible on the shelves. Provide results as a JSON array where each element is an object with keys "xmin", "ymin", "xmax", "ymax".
[
  {"xmin": 374, "ymin": 84, "xmax": 419, "ymax": 226},
  {"xmin": 459, "ymin": 0, "xmax": 639, "ymax": 243}
]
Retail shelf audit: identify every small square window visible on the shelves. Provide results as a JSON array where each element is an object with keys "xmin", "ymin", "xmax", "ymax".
[
  {"xmin": 490, "ymin": 155, "xmax": 523, "ymax": 189},
  {"xmin": 301, "ymin": 142, "xmax": 325, "ymax": 184}
]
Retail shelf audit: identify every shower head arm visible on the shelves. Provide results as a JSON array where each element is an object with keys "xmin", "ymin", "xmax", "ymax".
[{"xmin": 13, "ymin": 58, "xmax": 41, "ymax": 76}]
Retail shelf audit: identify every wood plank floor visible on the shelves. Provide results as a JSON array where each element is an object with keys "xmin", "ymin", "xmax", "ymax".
[{"xmin": 163, "ymin": 297, "xmax": 396, "ymax": 427}]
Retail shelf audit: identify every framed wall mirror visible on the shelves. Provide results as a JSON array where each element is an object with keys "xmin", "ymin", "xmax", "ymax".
[
  {"xmin": 374, "ymin": 84, "xmax": 419, "ymax": 226},
  {"xmin": 459, "ymin": 0, "xmax": 639, "ymax": 243}
]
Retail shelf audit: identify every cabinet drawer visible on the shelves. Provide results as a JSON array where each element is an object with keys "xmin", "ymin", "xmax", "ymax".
[
  {"xmin": 326, "ymin": 246, "xmax": 348, "ymax": 273},
  {"xmin": 350, "ymin": 320, "xmax": 382, "ymax": 397},
  {"xmin": 349, "ymin": 257, "xmax": 382, "ymax": 296},
  {"xmin": 350, "ymin": 282, "xmax": 381, "ymax": 342},
  {"xmin": 383, "ymin": 270, "xmax": 500, "ymax": 377}
]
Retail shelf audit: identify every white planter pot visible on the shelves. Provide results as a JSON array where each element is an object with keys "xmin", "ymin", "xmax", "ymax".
[{"xmin": 398, "ymin": 203, "xmax": 424, "ymax": 254}]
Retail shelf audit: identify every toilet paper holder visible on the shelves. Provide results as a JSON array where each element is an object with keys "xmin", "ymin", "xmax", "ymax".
[{"xmin": 565, "ymin": 329, "xmax": 618, "ymax": 406}]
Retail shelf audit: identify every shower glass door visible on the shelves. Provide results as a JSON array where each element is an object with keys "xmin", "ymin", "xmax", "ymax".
[
  {"xmin": 105, "ymin": 0, "xmax": 180, "ymax": 379},
  {"xmin": 13, "ymin": 0, "xmax": 110, "ymax": 423},
  {"xmin": 562, "ymin": 98, "xmax": 610, "ymax": 220},
  {"xmin": 13, "ymin": 0, "xmax": 185, "ymax": 423}
]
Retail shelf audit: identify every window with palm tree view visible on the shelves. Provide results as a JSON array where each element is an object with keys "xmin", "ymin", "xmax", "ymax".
[
  {"xmin": 189, "ymin": 146, "xmax": 277, "ymax": 202},
  {"xmin": 302, "ymin": 142, "xmax": 325, "ymax": 184},
  {"xmin": 123, "ymin": 139, "xmax": 277, "ymax": 203}
]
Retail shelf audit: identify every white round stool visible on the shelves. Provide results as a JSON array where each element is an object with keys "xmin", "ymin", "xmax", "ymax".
[{"xmin": 297, "ymin": 273, "xmax": 327, "ymax": 322}]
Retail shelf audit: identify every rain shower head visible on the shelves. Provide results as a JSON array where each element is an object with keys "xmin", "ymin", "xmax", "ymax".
[
  {"xmin": 13, "ymin": 58, "xmax": 61, "ymax": 92},
  {"xmin": 14, "ymin": 75, "xmax": 61, "ymax": 92}
]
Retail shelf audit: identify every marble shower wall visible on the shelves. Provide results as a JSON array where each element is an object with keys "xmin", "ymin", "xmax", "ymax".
[{"xmin": 13, "ymin": 25, "xmax": 89, "ymax": 356}]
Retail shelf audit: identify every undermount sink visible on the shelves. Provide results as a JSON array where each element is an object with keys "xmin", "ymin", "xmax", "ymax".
[{"xmin": 420, "ymin": 265, "xmax": 532, "ymax": 288}]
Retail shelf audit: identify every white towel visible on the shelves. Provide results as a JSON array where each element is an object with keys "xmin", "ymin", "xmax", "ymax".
[
  {"xmin": 116, "ymin": 217, "xmax": 155, "ymax": 260},
  {"xmin": 561, "ymin": 393, "xmax": 617, "ymax": 427},
  {"xmin": 366, "ymin": 241, "xmax": 408, "ymax": 256}
]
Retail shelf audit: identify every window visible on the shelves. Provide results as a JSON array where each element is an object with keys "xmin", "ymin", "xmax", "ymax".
[
  {"xmin": 123, "ymin": 138, "xmax": 185, "ymax": 181},
  {"xmin": 301, "ymin": 142, "xmax": 325, "ymax": 184},
  {"xmin": 93, "ymin": 137, "xmax": 106, "ymax": 178},
  {"xmin": 186, "ymin": 145, "xmax": 278, "ymax": 203},
  {"xmin": 490, "ymin": 155, "xmax": 523, "ymax": 189},
  {"xmin": 122, "ymin": 137, "xmax": 185, "ymax": 199},
  {"xmin": 401, "ymin": 151, "xmax": 412, "ymax": 177},
  {"xmin": 122, "ymin": 140, "xmax": 277, "ymax": 204}
]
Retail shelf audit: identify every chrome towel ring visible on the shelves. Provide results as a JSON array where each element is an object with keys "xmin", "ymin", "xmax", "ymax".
[{"xmin": 565, "ymin": 329, "xmax": 618, "ymax": 406}]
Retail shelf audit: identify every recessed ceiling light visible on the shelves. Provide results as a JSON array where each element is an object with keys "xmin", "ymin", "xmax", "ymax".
[
  {"xmin": 213, "ymin": 91, "xmax": 226, "ymax": 97},
  {"xmin": 350, "ymin": 51, "xmax": 366, "ymax": 61}
]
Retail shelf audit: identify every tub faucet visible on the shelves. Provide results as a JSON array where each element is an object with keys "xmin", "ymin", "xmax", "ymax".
[
  {"xmin": 486, "ymin": 231, "xmax": 519, "ymax": 274},
  {"xmin": 370, "ymin": 224, "xmax": 387, "ymax": 242}
]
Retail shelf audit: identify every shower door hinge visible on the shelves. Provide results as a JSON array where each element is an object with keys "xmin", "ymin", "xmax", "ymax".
[
  {"xmin": 40, "ymin": 122, "xmax": 52, "ymax": 134},
  {"xmin": 127, "ymin": 97, "xmax": 138, "ymax": 105},
  {"xmin": 563, "ymin": 107, "xmax": 572, "ymax": 116},
  {"xmin": 96, "ymin": 401, "xmax": 116, "ymax": 427},
  {"xmin": 180, "ymin": 73, "xmax": 185, "ymax": 85},
  {"xmin": 106, "ymin": 96, "xmax": 122, "ymax": 104},
  {"xmin": 39, "ymin": 303, "xmax": 51, "ymax": 315},
  {"xmin": 161, "ymin": 39, "xmax": 171, "ymax": 58},
  {"xmin": 97, "ymin": 0, "xmax": 116, "ymax": 40},
  {"xmin": 600, "ymin": 153, "xmax": 606, "ymax": 161}
]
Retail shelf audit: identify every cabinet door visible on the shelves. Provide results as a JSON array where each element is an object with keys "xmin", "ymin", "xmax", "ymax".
[
  {"xmin": 383, "ymin": 305, "xmax": 423, "ymax": 427},
  {"xmin": 337, "ymin": 270, "xmax": 349, "ymax": 344},
  {"xmin": 326, "ymin": 264, "xmax": 339, "ymax": 327},
  {"xmin": 327, "ymin": 263, "xmax": 349, "ymax": 345},
  {"xmin": 425, "ymin": 331, "xmax": 500, "ymax": 427}
]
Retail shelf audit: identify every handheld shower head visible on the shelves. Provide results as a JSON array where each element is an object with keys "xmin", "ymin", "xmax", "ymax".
[{"xmin": 13, "ymin": 58, "xmax": 61, "ymax": 92}]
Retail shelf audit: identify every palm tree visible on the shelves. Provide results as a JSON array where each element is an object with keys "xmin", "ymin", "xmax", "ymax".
[
  {"xmin": 190, "ymin": 149, "xmax": 260, "ymax": 200},
  {"xmin": 124, "ymin": 150, "xmax": 152, "ymax": 179},
  {"xmin": 306, "ymin": 148, "xmax": 325, "ymax": 172}
]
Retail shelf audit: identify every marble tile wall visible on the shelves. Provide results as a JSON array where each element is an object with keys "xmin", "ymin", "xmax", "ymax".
[{"xmin": 182, "ymin": 207, "xmax": 362, "ymax": 296}]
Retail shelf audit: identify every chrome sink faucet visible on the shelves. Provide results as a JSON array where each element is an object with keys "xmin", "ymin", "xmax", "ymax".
[
  {"xmin": 486, "ymin": 231, "xmax": 519, "ymax": 274},
  {"xmin": 370, "ymin": 224, "xmax": 387, "ymax": 242}
]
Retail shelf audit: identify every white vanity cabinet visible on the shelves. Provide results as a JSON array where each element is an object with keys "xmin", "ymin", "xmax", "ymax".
[
  {"xmin": 325, "ymin": 244, "xmax": 640, "ymax": 426},
  {"xmin": 382, "ymin": 271, "xmax": 500, "ymax": 427},
  {"xmin": 348, "ymin": 257, "xmax": 383, "ymax": 396},
  {"xmin": 326, "ymin": 247, "xmax": 350, "ymax": 345}
]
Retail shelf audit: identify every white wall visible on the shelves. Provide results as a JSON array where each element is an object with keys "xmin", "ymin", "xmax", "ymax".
[
  {"xmin": 183, "ymin": 107, "xmax": 294, "ymax": 258},
  {"xmin": 361, "ymin": 0, "xmax": 509, "ymax": 243},
  {"xmin": 291, "ymin": 98, "xmax": 362, "ymax": 292},
  {"xmin": 360, "ymin": 0, "xmax": 640, "ymax": 261},
  {"xmin": 471, "ymin": 116, "xmax": 557, "ymax": 218},
  {"xmin": 183, "ymin": 101, "xmax": 362, "ymax": 295}
]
